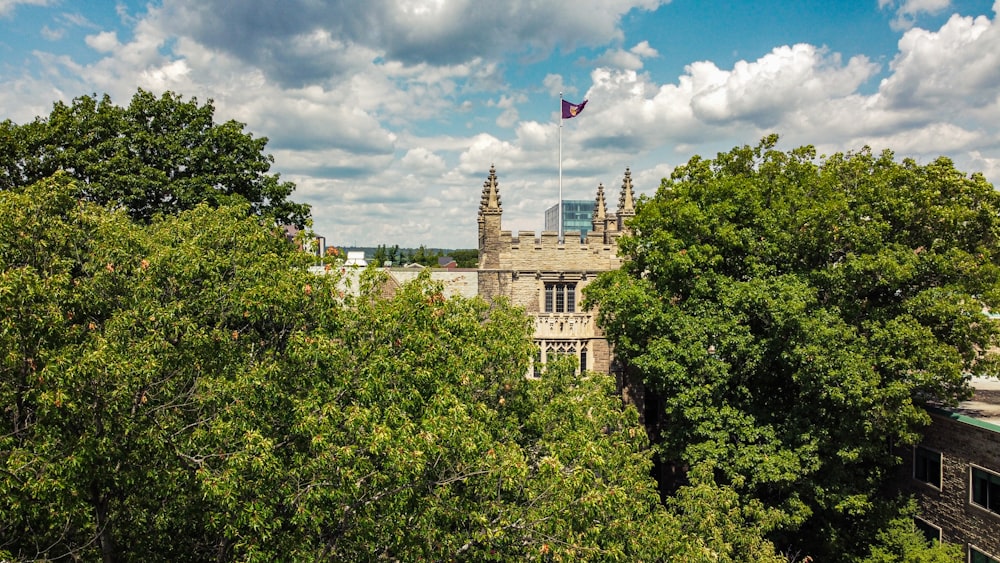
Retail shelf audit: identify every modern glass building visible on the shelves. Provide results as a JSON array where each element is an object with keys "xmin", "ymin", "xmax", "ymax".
[{"xmin": 544, "ymin": 200, "xmax": 593, "ymax": 240}]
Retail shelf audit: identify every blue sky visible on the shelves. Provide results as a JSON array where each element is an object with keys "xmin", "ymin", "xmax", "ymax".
[{"xmin": 2, "ymin": 0, "xmax": 999, "ymax": 248}]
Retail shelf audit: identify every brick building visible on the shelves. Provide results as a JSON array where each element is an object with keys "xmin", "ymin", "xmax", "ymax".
[
  {"xmin": 476, "ymin": 165, "xmax": 635, "ymax": 376},
  {"xmin": 898, "ymin": 377, "xmax": 1000, "ymax": 561}
]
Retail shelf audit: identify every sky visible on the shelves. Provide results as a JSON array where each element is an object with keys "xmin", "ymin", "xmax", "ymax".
[{"xmin": 2, "ymin": 0, "xmax": 1000, "ymax": 249}]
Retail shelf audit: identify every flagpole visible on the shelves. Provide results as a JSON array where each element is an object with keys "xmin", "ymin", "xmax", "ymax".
[{"xmin": 558, "ymin": 92, "xmax": 563, "ymax": 243}]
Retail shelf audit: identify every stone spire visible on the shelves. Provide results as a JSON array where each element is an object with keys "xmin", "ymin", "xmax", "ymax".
[
  {"xmin": 616, "ymin": 167, "xmax": 636, "ymax": 232},
  {"xmin": 617, "ymin": 167, "xmax": 635, "ymax": 217},
  {"xmin": 479, "ymin": 164, "xmax": 502, "ymax": 216},
  {"xmin": 478, "ymin": 165, "xmax": 503, "ymax": 269},
  {"xmin": 592, "ymin": 183, "xmax": 607, "ymax": 234}
]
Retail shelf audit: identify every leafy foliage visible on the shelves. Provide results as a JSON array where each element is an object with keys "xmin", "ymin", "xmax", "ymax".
[
  {"xmin": 451, "ymin": 248, "xmax": 479, "ymax": 268},
  {"xmin": 1, "ymin": 176, "xmax": 711, "ymax": 561},
  {"xmin": 0, "ymin": 174, "xmax": 316, "ymax": 560},
  {"xmin": 859, "ymin": 501, "xmax": 961, "ymax": 562},
  {"xmin": 0, "ymin": 89, "xmax": 308, "ymax": 226},
  {"xmin": 586, "ymin": 136, "xmax": 1000, "ymax": 560},
  {"xmin": 370, "ymin": 243, "xmax": 401, "ymax": 266}
]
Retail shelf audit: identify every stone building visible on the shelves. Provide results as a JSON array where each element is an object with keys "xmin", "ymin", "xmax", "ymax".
[
  {"xmin": 897, "ymin": 377, "xmax": 1000, "ymax": 561},
  {"xmin": 476, "ymin": 164, "xmax": 635, "ymax": 376}
]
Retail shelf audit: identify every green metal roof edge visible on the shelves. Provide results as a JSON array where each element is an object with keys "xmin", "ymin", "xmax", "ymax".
[{"xmin": 925, "ymin": 404, "xmax": 1000, "ymax": 434}]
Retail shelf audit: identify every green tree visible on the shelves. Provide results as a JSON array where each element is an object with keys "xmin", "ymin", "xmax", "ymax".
[
  {"xmin": 3, "ymin": 175, "xmax": 739, "ymax": 561},
  {"xmin": 0, "ymin": 174, "xmax": 318, "ymax": 561},
  {"xmin": 412, "ymin": 244, "xmax": 431, "ymax": 266},
  {"xmin": 196, "ymin": 270, "xmax": 702, "ymax": 561},
  {"xmin": 451, "ymin": 248, "xmax": 479, "ymax": 268},
  {"xmin": 371, "ymin": 243, "xmax": 389, "ymax": 266},
  {"xmin": 586, "ymin": 136, "xmax": 1000, "ymax": 560},
  {"xmin": 860, "ymin": 501, "xmax": 961, "ymax": 562},
  {"xmin": 0, "ymin": 89, "xmax": 308, "ymax": 226},
  {"xmin": 370, "ymin": 243, "xmax": 403, "ymax": 266}
]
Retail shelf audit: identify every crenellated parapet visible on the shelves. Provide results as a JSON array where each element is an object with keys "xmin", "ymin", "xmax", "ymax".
[
  {"xmin": 482, "ymin": 228, "xmax": 623, "ymax": 272},
  {"xmin": 477, "ymin": 166, "xmax": 634, "ymax": 274}
]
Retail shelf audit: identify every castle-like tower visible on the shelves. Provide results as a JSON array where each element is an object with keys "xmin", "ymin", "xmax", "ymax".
[{"xmin": 477, "ymin": 166, "xmax": 635, "ymax": 375}]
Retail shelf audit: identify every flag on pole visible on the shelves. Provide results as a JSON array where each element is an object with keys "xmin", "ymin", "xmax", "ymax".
[{"xmin": 561, "ymin": 99, "xmax": 588, "ymax": 119}]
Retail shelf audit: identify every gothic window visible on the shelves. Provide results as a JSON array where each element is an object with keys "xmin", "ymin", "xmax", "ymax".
[
  {"xmin": 544, "ymin": 282, "xmax": 576, "ymax": 313},
  {"xmin": 545, "ymin": 340, "xmax": 577, "ymax": 357},
  {"xmin": 540, "ymin": 341, "xmax": 587, "ymax": 374}
]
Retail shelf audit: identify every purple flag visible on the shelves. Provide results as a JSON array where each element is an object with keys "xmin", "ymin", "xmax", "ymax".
[{"xmin": 562, "ymin": 99, "xmax": 588, "ymax": 119}]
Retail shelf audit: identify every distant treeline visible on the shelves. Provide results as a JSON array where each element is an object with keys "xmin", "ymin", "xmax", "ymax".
[{"xmin": 329, "ymin": 244, "xmax": 478, "ymax": 267}]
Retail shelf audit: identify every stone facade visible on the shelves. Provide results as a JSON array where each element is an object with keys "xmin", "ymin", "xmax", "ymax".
[
  {"xmin": 897, "ymin": 408, "xmax": 1000, "ymax": 559},
  {"xmin": 314, "ymin": 265, "xmax": 481, "ymax": 301},
  {"xmin": 476, "ymin": 165, "xmax": 635, "ymax": 376}
]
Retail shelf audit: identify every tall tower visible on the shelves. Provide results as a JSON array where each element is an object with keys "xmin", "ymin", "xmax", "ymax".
[
  {"xmin": 616, "ymin": 167, "xmax": 636, "ymax": 233},
  {"xmin": 477, "ymin": 165, "xmax": 503, "ymax": 269},
  {"xmin": 473, "ymin": 164, "xmax": 629, "ymax": 379}
]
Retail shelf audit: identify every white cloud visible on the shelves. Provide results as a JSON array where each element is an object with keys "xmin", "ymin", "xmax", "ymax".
[
  {"xmin": 514, "ymin": 120, "xmax": 554, "ymax": 150},
  {"xmin": 0, "ymin": 0, "xmax": 52, "ymax": 18},
  {"xmin": 401, "ymin": 147, "xmax": 447, "ymax": 174},
  {"xmin": 845, "ymin": 121, "xmax": 985, "ymax": 155},
  {"xmin": 457, "ymin": 133, "xmax": 523, "ymax": 173},
  {"xmin": 60, "ymin": 12, "xmax": 96, "ymax": 28},
  {"xmin": 687, "ymin": 44, "xmax": 878, "ymax": 126},
  {"xmin": 40, "ymin": 24, "xmax": 62, "ymax": 40},
  {"xmin": 630, "ymin": 40, "xmax": 658, "ymax": 58},
  {"xmin": 969, "ymin": 150, "xmax": 1000, "ymax": 180},
  {"xmin": 577, "ymin": 43, "xmax": 882, "ymax": 154},
  {"xmin": 544, "ymin": 74, "xmax": 566, "ymax": 96},
  {"xmin": 882, "ymin": 0, "xmax": 953, "ymax": 31},
  {"xmin": 881, "ymin": 11, "xmax": 1000, "ymax": 110},
  {"xmin": 594, "ymin": 49, "xmax": 645, "ymax": 70},
  {"xmin": 139, "ymin": 59, "xmax": 191, "ymax": 90},
  {"xmin": 491, "ymin": 93, "xmax": 526, "ymax": 128},
  {"xmin": 5, "ymin": 0, "xmax": 1000, "ymax": 249},
  {"xmin": 593, "ymin": 40, "xmax": 659, "ymax": 71},
  {"xmin": 147, "ymin": 0, "xmax": 671, "ymax": 88},
  {"xmin": 85, "ymin": 30, "xmax": 119, "ymax": 53}
]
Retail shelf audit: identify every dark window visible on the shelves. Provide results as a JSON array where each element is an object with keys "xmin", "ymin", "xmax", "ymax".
[
  {"xmin": 971, "ymin": 546, "xmax": 1000, "ymax": 563},
  {"xmin": 544, "ymin": 283, "xmax": 576, "ymax": 313},
  {"xmin": 972, "ymin": 467, "xmax": 1000, "ymax": 514},
  {"xmin": 913, "ymin": 446, "xmax": 941, "ymax": 488},
  {"xmin": 580, "ymin": 347, "xmax": 587, "ymax": 372},
  {"xmin": 913, "ymin": 518, "xmax": 940, "ymax": 543}
]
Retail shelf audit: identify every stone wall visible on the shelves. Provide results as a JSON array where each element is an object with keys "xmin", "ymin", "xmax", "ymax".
[
  {"xmin": 494, "ymin": 230, "xmax": 623, "ymax": 273},
  {"xmin": 475, "ymin": 165, "xmax": 633, "ymax": 379},
  {"xmin": 897, "ymin": 410, "xmax": 1000, "ymax": 557},
  {"xmin": 478, "ymin": 228, "xmax": 624, "ymax": 375},
  {"xmin": 389, "ymin": 268, "xmax": 480, "ymax": 299}
]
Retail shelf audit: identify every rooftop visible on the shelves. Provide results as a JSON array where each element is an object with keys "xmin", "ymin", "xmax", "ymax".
[
  {"xmin": 930, "ymin": 376, "xmax": 1000, "ymax": 431},
  {"xmin": 951, "ymin": 376, "xmax": 1000, "ymax": 426}
]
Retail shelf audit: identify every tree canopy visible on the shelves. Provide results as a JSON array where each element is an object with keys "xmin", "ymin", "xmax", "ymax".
[
  {"xmin": 0, "ymin": 175, "xmax": 748, "ymax": 561},
  {"xmin": 586, "ymin": 135, "xmax": 996, "ymax": 561},
  {"xmin": 0, "ymin": 89, "xmax": 308, "ymax": 226}
]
